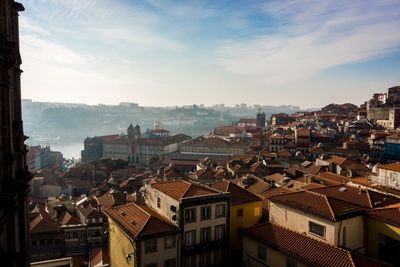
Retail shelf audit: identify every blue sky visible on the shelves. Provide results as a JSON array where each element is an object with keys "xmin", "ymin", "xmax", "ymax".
[{"xmin": 19, "ymin": 0, "xmax": 400, "ymax": 108}]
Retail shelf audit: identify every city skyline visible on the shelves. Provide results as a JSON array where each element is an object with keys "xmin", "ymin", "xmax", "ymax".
[{"xmin": 20, "ymin": 0, "xmax": 400, "ymax": 108}]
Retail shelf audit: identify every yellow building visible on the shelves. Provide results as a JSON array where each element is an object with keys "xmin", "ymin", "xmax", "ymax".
[
  {"xmin": 211, "ymin": 180, "xmax": 262, "ymax": 251},
  {"xmin": 242, "ymin": 222, "xmax": 388, "ymax": 267},
  {"xmin": 366, "ymin": 204, "xmax": 400, "ymax": 266},
  {"xmin": 105, "ymin": 202, "xmax": 179, "ymax": 267}
]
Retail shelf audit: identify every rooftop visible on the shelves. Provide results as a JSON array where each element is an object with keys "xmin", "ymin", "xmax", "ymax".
[
  {"xmin": 105, "ymin": 202, "xmax": 178, "ymax": 240},
  {"xmin": 151, "ymin": 180, "xmax": 223, "ymax": 201},
  {"xmin": 244, "ymin": 222, "xmax": 391, "ymax": 267},
  {"xmin": 211, "ymin": 180, "xmax": 261, "ymax": 205},
  {"xmin": 270, "ymin": 190, "xmax": 365, "ymax": 221}
]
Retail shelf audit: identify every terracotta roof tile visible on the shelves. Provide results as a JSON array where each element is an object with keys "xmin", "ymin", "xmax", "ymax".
[
  {"xmin": 311, "ymin": 185, "xmax": 400, "ymax": 208},
  {"xmin": 378, "ymin": 163, "xmax": 400, "ymax": 172},
  {"xmin": 367, "ymin": 203, "xmax": 400, "ymax": 227},
  {"xmin": 151, "ymin": 180, "xmax": 221, "ymax": 201},
  {"xmin": 105, "ymin": 203, "xmax": 177, "ymax": 240},
  {"xmin": 211, "ymin": 180, "xmax": 261, "ymax": 205},
  {"xmin": 244, "ymin": 222, "xmax": 391, "ymax": 267},
  {"xmin": 30, "ymin": 205, "xmax": 59, "ymax": 234},
  {"xmin": 270, "ymin": 190, "xmax": 364, "ymax": 221}
]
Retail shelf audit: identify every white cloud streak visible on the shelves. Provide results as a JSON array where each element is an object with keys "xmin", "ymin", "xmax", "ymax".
[{"xmin": 215, "ymin": 0, "xmax": 400, "ymax": 86}]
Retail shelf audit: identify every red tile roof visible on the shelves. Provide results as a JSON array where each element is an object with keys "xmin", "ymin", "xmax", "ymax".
[
  {"xmin": 378, "ymin": 162, "xmax": 400, "ymax": 172},
  {"xmin": 30, "ymin": 205, "xmax": 59, "ymax": 234},
  {"xmin": 311, "ymin": 185, "xmax": 400, "ymax": 208},
  {"xmin": 105, "ymin": 203, "xmax": 178, "ymax": 240},
  {"xmin": 151, "ymin": 180, "xmax": 221, "ymax": 201},
  {"xmin": 324, "ymin": 155, "xmax": 347, "ymax": 165},
  {"xmin": 367, "ymin": 203, "xmax": 400, "ymax": 227},
  {"xmin": 270, "ymin": 190, "xmax": 364, "ymax": 221},
  {"xmin": 244, "ymin": 222, "xmax": 391, "ymax": 267},
  {"xmin": 59, "ymin": 210, "xmax": 82, "ymax": 225},
  {"xmin": 211, "ymin": 180, "xmax": 261, "ymax": 205}
]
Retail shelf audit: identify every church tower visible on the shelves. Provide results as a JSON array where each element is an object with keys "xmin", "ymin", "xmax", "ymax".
[{"xmin": 257, "ymin": 108, "xmax": 266, "ymax": 128}]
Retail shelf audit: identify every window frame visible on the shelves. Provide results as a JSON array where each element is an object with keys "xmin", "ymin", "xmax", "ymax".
[
  {"xmin": 200, "ymin": 227, "xmax": 211, "ymax": 244},
  {"xmin": 308, "ymin": 221, "xmax": 326, "ymax": 238},
  {"xmin": 257, "ymin": 245, "xmax": 267, "ymax": 262},
  {"xmin": 184, "ymin": 230, "xmax": 196, "ymax": 248},
  {"xmin": 215, "ymin": 204, "xmax": 226, "ymax": 218},
  {"xmin": 184, "ymin": 208, "xmax": 196, "ymax": 224},
  {"xmin": 215, "ymin": 224, "xmax": 225, "ymax": 241},
  {"xmin": 201, "ymin": 206, "xmax": 211, "ymax": 221},
  {"xmin": 144, "ymin": 238, "xmax": 158, "ymax": 254},
  {"xmin": 237, "ymin": 208, "xmax": 244, "ymax": 218},
  {"xmin": 164, "ymin": 235, "xmax": 176, "ymax": 249}
]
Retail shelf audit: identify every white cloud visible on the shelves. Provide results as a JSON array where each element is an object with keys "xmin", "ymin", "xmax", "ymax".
[{"xmin": 215, "ymin": 0, "xmax": 400, "ymax": 86}]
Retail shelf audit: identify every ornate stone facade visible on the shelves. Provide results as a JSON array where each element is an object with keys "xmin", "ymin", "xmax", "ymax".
[{"xmin": 0, "ymin": 0, "xmax": 30, "ymax": 266}]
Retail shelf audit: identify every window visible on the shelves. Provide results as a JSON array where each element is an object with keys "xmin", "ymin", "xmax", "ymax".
[
  {"xmin": 215, "ymin": 225, "xmax": 225, "ymax": 240},
  {"xmin": 55, "ymin": 239, "xmax": 60, "ymax": 244},
  {"xmin": 200, "ymin": 252, "xmax": 211, "ymax": 267},
  {"xmin": 183, "ymin": 256, "xmax": 195, "ymax": 267},
  {"xmin": 237, "ymin": 227, "xmax": 243, "ymax": 239},
  {"xmin": 201, "ymin": 206, "xmax": 211, "ymax": 220},
  {"xmin": 200, "ymin": 227, "xmax": 211, "ymax": 244},
  {"xmin": 216, "ymin": 204, "xmax": 225, "ymax": 218},
  {"xmin": 73, "ymin": 232, "xmax": 77, "ymax": 238},
  {"xmin": 144, "ymin": 239, "xmax": 157, "ymax": 253},
  {"xmin": 342, "ymin": 226, "xmax": 347, "ymax": 247},
  {"xmin": 257, "ymin": 245, "xmax": 266, "ymax": 261},
  {"xmin": 184, "ymin": 208, "xmax": 196, "ymax": 224},
  {"xmin": 309, "ymin": 221, "xmax": 325, "ymax": 238},
  {"xmin": 215, "ymin": 249, "xmax": 224, "ymax": 266},
  {"xmin": 39, "ymin": 240, "xmax": 45, "ymax": 246},
  {"xmin": 164, "ymin": 258, "xmax": 176, "ymax": 267},
  {"xmin": 47, "ymin": 239, "xmax": 53, "ymax": 245},
  {"xmin": 164, "ymin": 235, "xmax": 176, "ymax": 249},
  {"xmin": 31, "ymin": 240, "xmax": 37, "ymax": 246},
  {"xmin": 157, "ymin": 197, "xmax": 161, "ymax": 208},
  {"xmin": 286, "ymin": 258, "xmax": 297, "ymax": 267},
  {"xmin": 237, "ymin": 209, "xmax": 243, "ymax": 218},
  {"xmin": 184, "ymin": 231, "xmax": 196, "ymax": 248}
]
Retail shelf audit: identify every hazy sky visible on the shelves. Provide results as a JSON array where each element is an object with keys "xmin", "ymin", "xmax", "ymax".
[{"xmin": 20, "ymin": 0, "xmax": 400, "ymax": 108}]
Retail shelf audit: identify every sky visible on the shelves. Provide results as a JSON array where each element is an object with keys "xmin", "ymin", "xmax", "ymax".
[{"xmin": 19, "ymin": 0, "xmax": 400, "ymax": 108}]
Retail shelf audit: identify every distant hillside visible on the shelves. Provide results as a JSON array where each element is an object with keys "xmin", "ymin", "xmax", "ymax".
[{"xmin": 22, "ymin": 99, "xmax": 301, "ymax": 146}]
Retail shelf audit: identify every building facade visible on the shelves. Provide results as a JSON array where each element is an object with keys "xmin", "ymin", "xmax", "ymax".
[
  {"xmin": 0, "ymin": 1, "xmax": 30, "ymax": 266},
  {"xmin": 144, "ymin": 180, "xmax": 231, "ymax": 267}
]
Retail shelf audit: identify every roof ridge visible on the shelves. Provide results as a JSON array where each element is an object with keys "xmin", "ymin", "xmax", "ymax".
[
  {"xmin": 134, "ymin": 203, "xmax": 152, "ymax": 237},
  {"xmin": 347, "ymin": 251, "xmax": 357, "ymax": 267},
  {"xmin": 181, "ymin": 181, "xmax": 193, "ymax": 199},
  {"xmin": 365, "ymin": 188, "xmax": 373, "ymax": 208},
  {"xmin": 249, "ymin": 222, "xmax": 355, "ymax": 252},
  {"xmin": 323, "ymin": 194, "xmax": 337, "ymax": 221}
]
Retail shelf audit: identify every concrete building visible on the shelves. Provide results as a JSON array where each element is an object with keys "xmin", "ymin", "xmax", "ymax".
[
  {"xmin": 211, "ymin": 180, "xmax": 262, "ymax": 254},
  {"xmin": 373, "ymin": 163, "xmax": 400, "ymax": 190},
  {"xmin": 366, "ymin": 204, "xmax": 400, "ymax": 266},
  {"xmin": 180, "ymin": 136, "xmax": 248, "ymax": 156},
  {"xmin": 242, "ymin": 222, "xmax": 389, "ymax": 267},
  {"xmin": 144, "ymin": 180, "xmax": 230, "ymax": 267},
  {"xmin": 105, "ymin": 202, "xmax": 179, "ymax": 267},
  {"xmin": 30, "ymin": 205, "xmax": 64, "ymax": 262},
  {"xmin": 269, "ymin": 190, "xmax": 365, "ymax": 251},
  {"xmin": 384, "ymin": 133, "xmax": 400, "ymax": 160}
]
